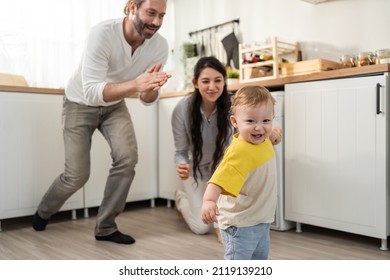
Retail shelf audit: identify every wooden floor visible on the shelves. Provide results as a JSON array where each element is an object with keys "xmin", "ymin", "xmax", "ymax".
[{"xmin": 0, "ymin": 199, "xmax": 389, "ymax": 260}]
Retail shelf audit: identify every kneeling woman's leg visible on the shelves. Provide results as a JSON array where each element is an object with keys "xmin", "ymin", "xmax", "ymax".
[{"xmin": 175, "ymin": 177, "xmax": 211, "ymax": 235}]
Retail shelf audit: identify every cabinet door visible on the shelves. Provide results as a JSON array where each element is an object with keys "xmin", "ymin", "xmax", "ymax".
[
  {"xmin": 0, "ymin": 93, "xmax": 83, "ymax": 219},
  {"xmin": 158, "ymin": 96, "xmax": 184, "ymax": 200},
  {"xmin": 84, "ymin": 99, "xmax": 158, "ymax": 208},
  {"xmin": 285, "ymin": 75, "xmax": 389, "ymax": 239},
  {"xmin": 126, "ymin": 99, "xmax": 158, "ymax": 202}
]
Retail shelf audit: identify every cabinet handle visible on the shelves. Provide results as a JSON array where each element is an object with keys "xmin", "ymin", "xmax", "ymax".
[{"xmin": 376, "ymin": 83, "xmax": 383, "ymax": 115}]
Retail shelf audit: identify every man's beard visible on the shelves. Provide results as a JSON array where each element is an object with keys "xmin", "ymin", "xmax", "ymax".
[{"xmin": 133, "ymin": 13, "xmax": 160, "ymax": 39}]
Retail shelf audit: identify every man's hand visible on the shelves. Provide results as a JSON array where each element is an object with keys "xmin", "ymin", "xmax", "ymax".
[{"xmin": 137, "ymin": 64, "xmax": 171, "ymax": 103}]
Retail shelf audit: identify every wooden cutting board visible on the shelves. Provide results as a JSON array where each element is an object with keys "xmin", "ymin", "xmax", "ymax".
[
  {"xmin": 0, "ymin": 73, "xmax": 29, "ymax": 86},
  {"xmin": 280, "ymin": 59, "xmax": 340, "ymax": 76}
]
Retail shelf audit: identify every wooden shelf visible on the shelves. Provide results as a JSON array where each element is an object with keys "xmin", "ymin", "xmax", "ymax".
[{"xmin": 239, "ymin": 37, "xmax": 299, "ymax": 83}]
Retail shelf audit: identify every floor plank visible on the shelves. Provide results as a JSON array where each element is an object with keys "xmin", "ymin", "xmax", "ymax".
[{"xmin": 0, "ymin": 200, "xmax": 389, "ymax": 260}]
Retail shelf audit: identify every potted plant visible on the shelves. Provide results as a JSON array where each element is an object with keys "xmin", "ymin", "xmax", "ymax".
[
  {"xmin": 180, "ymin": 42, "xmax": 199, "ymax": 89},
  {"xmin": 226, "ymin": 68, "xmax": 239, "ymax": 85}
]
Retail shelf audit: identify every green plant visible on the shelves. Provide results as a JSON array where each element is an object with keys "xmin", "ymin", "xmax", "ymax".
[
  {"xmin": 180, "ymin": 42, "xmax": 199, "ymax": 89},
  {"xmin": 182, "ymin": 42, "xmax": 197, "ymax": 58},
  {"xmin": 227, "ymin": 68, "xmax": 239, "ymax": 79}
]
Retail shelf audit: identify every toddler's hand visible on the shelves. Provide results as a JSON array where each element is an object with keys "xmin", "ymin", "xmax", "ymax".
[
  {"xmin": 201, "ymin": 201, "xmax": 219, "ymax": 224},
  {"xmin": 270, "ymin": 127, "xmax": 282, "ymax": 145}
]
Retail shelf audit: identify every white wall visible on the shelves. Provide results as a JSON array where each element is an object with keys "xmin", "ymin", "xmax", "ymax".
[
  {"xmin": 0, "ymin": 0, "xmax": 176, "ymax": 88},
  {"xmin": 1, "ymin": 0, "xmax": 387, "ymax": 89},
  {"xmin": 170, "ymin": 0, "xmax": 390, "ymax": 85}
]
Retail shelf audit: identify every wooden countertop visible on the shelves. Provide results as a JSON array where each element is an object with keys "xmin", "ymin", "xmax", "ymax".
[
  {"xmin": 0, "ymin": 85, "xmax": 65, "ymax": 95},
  {"xmin": 1, "ymin": 64, "xmax": 389, "ymax": 97},
  {"xmin": 228, "ymin": 63, "xmax": 390, "ymax": 91}
]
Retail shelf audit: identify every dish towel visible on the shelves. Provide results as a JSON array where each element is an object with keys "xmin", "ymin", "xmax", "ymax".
[{"xmin": 221, "ymin": 32, "xmax": 239, "ymax": 68}]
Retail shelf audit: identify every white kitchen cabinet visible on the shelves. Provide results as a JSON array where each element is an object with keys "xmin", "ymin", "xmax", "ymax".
[
  {"xmin": 285, "ymin": 75, "xmax": 390, "ymax": 249},
  {"xmin": 83, "ymin": 98, "xmax": 158, "ymax": 209},
  {"xmin": 157, "ymin": 96, "xmax": 184, "ymax": 203},
  {"xmin": 0, "ymin": 92, "xmax": 158, "ymax": 226},
  {"xmin": 0, "ymin": 92, "xmax": 83, "ymax": 222},
  {"xmin": 270, "ymin": 91, "xmax": 295, "ymax": 231}
]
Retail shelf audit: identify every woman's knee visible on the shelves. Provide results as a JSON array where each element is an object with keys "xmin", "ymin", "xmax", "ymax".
[{"xmin": 189, "ymin": 222, "xmax": 211, "ymax": 235}]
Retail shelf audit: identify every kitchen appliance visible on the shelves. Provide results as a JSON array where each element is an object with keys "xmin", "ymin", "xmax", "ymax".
[{"xmin": 271, "ymin": 91, "xmax": 294, "ymax": 231}]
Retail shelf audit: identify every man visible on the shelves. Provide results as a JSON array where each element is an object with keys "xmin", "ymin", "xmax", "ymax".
[{"xmin": 32, "ymin": 0, "xmax": 170, "ymax": 245}]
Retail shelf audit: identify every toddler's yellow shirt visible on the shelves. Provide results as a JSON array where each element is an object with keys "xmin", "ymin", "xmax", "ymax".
[{"xmin": 209, "ymin": 133, "xmax": 275, "ymax": 197}]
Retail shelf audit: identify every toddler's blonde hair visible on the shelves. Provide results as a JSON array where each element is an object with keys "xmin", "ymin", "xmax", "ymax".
[{"xmin": 230, "ymin": 86, "xmax": 275, "ymax": 115}]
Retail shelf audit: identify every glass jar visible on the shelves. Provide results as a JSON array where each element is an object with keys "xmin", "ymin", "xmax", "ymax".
[
  {"xmin": 375, "ymin": 49, "xmax": 390, "ymax": 64},
  {"xmin": 357, "ymin": 51, "xmax": 375, "ymax": 67},
  {"xmin": 340, "ymin": 54, "xmax": 357, "ymax": 68}
]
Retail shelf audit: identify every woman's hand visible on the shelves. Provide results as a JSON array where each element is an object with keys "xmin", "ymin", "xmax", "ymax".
[
  {"xmin": 176, "ymin": 163, "xmax": 190, "ymax": 180},
  {"xmin": 270, "ymin": 126, "xmax": 282, "ymax": 145}
]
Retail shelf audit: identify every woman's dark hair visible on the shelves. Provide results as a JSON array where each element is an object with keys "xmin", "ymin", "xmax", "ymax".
[{"xmin": 189, "ymin": 56, "xmax": 231, "ymax": 184}]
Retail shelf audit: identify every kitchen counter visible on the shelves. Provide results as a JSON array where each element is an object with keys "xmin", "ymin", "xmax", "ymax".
[
  {"xmin": 228, "ymin": 63, "xmax": 390, "ymax": 91},
  {"xmin": 1, "ymin": 63, "xmax": 389, "ymax": 96}
]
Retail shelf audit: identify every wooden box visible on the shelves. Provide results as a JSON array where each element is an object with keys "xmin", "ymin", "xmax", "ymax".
[
  {"xmin": 280, "ymin": 59, "xmax": 340, "ymax": 76},
  {"xmin": 0, "ymin": 73, "xmax": 28, "ymax": 86}
]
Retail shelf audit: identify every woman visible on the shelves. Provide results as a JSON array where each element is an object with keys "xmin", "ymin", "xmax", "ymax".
[{"xmin": 171, "ymin": 56, "xmax": 281, "ymax": 242}]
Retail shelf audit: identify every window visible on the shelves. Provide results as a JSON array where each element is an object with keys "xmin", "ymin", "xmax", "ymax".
[{"xmin": 0, "ymin": 0, "xmax": 174, "ymax": 88}]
